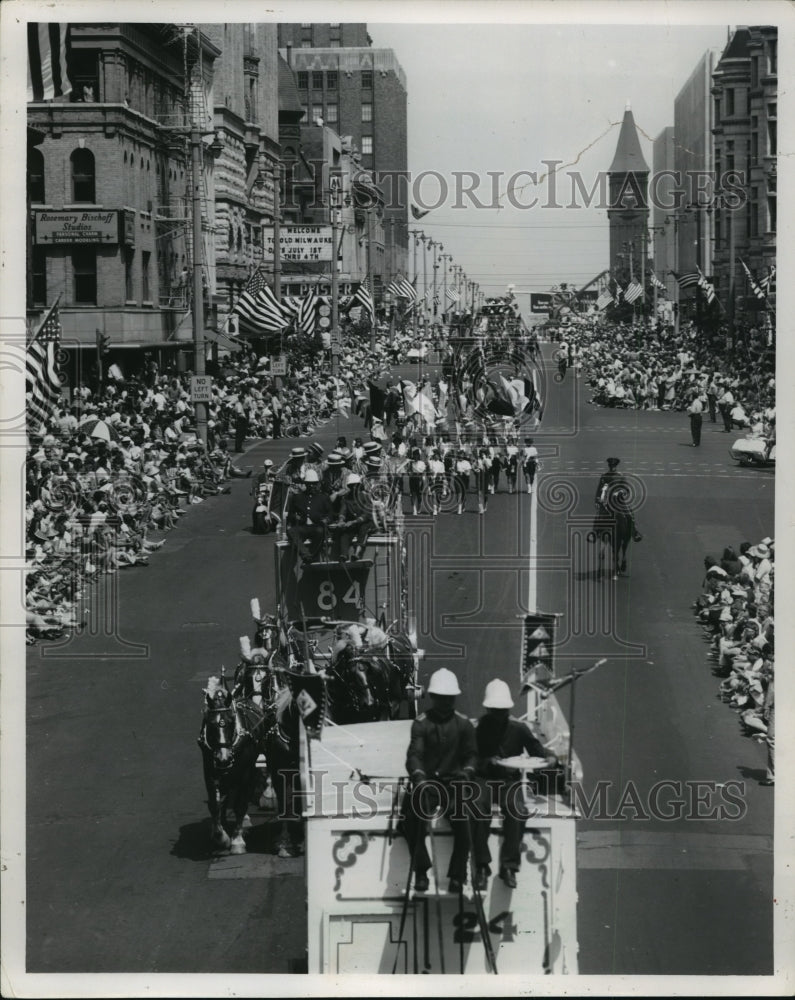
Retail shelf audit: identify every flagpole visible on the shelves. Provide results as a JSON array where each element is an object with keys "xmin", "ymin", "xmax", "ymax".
[
  {"xmin": 273, "ymin": 163, "xmax": 282, "ymax": 303},
  {"xmin": 189, "ymin": 67, "xmax": 208, "ymax": 449},
  {"xmin": 330, "ymin": 178, "xmax": 339, "ymax": 378},
  {"xmin": 412, "ymin": 231, "xmax": 419, "ymax": 342}
]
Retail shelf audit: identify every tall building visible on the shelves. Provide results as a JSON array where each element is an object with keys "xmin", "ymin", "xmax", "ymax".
[
  {"xmin": 711, "ymin": 25, "xmax": 777, "ymax": 321},
  {"xmin": 27, "ymin": 24, "xmax": 220, "ymax": 377},
  {"xmin": 277, "ymin": 22, "xmax": 409, "ymax": 295},
  {"xmin": 607, "ymin": 105, "xmax": 649, "ymax": 286},
  {"xmin": 673, "ymin": 48, "xmax": 720, "ymax": 317},
  {"xmin": 200, "ymin": 24, "xmax": 281, "ymax": 333},
  {"xmin": 651, "ymin": 126, "xmax": 676, "ymax": 302}
]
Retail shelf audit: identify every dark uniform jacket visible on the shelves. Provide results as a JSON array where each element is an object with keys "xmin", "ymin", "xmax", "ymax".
[
  {"xmin": 286, "ymin": 490, "xmax": 333, "ymax": 527},
  {"xmin": 406, "ymin": 708, "xmax": 477, "ymax": 784},
  {"xmin": 476, "ymin": 715, "xmax": 548, "ymax": 780}
]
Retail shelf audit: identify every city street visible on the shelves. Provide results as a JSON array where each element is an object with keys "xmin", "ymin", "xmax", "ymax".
[{"xmin": 26, "ymin": 343, "xmax": 773, "ymax": 976}]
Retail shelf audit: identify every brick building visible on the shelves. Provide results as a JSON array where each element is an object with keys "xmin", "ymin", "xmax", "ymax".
[
  {"xmin": 277, "ymin": 22, "xmax": 409, "ymax": 295},
  {"xmin": 27, "ymin": 24, "xmax": 220, "ymax": 376},
  {"xmin": 711, "ymin": 26, "xmax": 777, "ymax": 321}
]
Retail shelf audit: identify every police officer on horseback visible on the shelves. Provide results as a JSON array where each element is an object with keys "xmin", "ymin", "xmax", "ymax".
[{"xmin": 595, "ymin": 458, "xmax": 642, "ymax": 542}]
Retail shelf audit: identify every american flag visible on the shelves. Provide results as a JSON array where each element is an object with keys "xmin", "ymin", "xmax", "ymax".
[
  {"xmin": 27, "ymin": 297, "xmax": 63, "ymax": 430},
  {"xmin": 353, "ymin": 276, "xmax": 375, "ymax": 327},
  {"xmin": 446, "ymin": 287, "xmax": 460, "ymax": 303},
  {"xmin": 296, "ymin": 290, "xmax": 318, "ymax": 337},
  {"xmin": 232, "ymin": 269, "xmax": 290, "ymax": 335},
  {"xmin": 671, "ymin": 270, "xmax": 699, "ymax": 290},
  {"xmin": 740, "ymin": 260, "xmax": 765, "ymax": 300},
  {"xmin": 696, "ymin": 266, "xmax": 716, "ymax": 305},
  {"xmin": 27, "ymin": 23, "xmax": 72, "ymax": 102},
  {"xmin": 596, "ymin": 290, "xmax": 614, "ymax": 310},
  {"xmin": 760, "ymin": 265, "xmax": 776, "ymax": 296},
  {"xmin": 624, "ymin": 281, "xmax": 644, "ymax": 304},
  {"xmin": 650, "ymin": 271, "xmax": 667, "ymax": 293},
  {"xmin": 386, "ymin": 275, "xmax": 417, "ymax": 304}
]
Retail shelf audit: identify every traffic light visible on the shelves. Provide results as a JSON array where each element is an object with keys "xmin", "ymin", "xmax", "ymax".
[{"xmin": 96, "ymin": 329, "xmax": 111, "ymax": 356}]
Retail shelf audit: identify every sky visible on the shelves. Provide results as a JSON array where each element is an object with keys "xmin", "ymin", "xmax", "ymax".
[{"xmin": 366, "ymin": 20, "xmax": 732, "ymax": 307}]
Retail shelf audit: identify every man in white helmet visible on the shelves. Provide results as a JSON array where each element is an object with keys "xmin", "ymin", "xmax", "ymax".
[
  {"xmin": 403, "ymin": 668, "xmax": 477, "ymax": 894},
  {"xmin": 470, "ymin": 679, "xmax": 558, "ymax": 890},
  {"xmin": 285, "ymin": 468, "xmax": 333, "ymax": 562}
]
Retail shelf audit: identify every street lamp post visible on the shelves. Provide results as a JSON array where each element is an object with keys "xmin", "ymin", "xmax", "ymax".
[{"xmin": 189, "ymin": 121, "xmax": 208, "ymax": 447}]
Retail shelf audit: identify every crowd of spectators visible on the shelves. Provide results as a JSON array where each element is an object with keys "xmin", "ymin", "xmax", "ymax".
[
  {"xmin": 693, "ymin": 537, "xmax": 775, "ymax": 784},
  {"xmin": 552, "ymin": 318, "xmax": 775, "ymax": 436},
  {"xmin": 24, "ymin": 324, "xmax": 445, "ymax": 644}
]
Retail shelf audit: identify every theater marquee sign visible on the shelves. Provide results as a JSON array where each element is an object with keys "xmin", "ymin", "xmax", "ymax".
[{"xmin": 34, "ymin": 210, "xmax": 120, "ymax": 245}]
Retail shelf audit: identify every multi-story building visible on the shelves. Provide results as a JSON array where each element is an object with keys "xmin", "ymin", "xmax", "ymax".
[
  {"xmin": 673, "ymin": 48, "xmax": 720, "ymax": 318},
  {"xmin": 607, "ymin": 104, "xmax": 649, "ymax": 287},
  {"xmin": 27, "ymin": 24, "xmax": 220, "ymax": 376},
  {"xmin": 711, "ymin": 26, "xmax": 777, "ymax": 321},
  {"xmin": 651, "ymin": 126, "xmax": 676, "ymax": 303},
  {"xmin": 277, "ymin": 22, "xmax": 408, "ymax": 294},
  {"xmin": 200, "ymin": 24, "xmax": 281, "ymax": 333}
]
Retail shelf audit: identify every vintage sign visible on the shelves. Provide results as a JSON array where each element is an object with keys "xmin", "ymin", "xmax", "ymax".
[
  {"xmin": 34, "ymin": 210, "xmax": 119, "ymax": 245},
  {"xmin": 190, "ymin": 375, "xmax": 213, "ymax": 403},
  {"xmin": 530, "ymin": 293, "xmax": 553, "ymax": 314},
  {"xmin": 269, "ymin": 355, "xmax": 288, "ymax": 376},
  {"xmin": 263, "ymin": 226, "xmax": 333, "ymax": 262}
]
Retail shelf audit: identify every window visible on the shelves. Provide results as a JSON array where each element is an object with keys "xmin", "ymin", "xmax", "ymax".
[
  {"xmin": 124, "ymin": 247, "xmax": 135, "ymax": 300},
  {"xmin": 725, "ymin": 88, "xmax": 735, "ymax": 116},
  {"xmin": 751, "ymin": 56, "xmax": 759, "ymax": 89},
  {"xmin": 750, "ymin": 187, "xmax": 758, "ymax": 238},
  {"xmin": 301, "ymin": 22, "xmax": 311, "ymax": 27},
  {"xmin": 297, "ymin": 71, "xmax": 308, "ymax": 89},
  {"xmin": 71, "ymin": 148, "xmax": 96, "ymax": 203},
  {"xmin": 361, "ymin": 136, "xmax": 373, "ymax": 155},
  {"xmin": 72, "ymin": 248, "xmax": 97, "ymax": 304},
  {"xmin": 312, "ymin": 104, "xmax": 323, "ymax": 122},
  {"xmin": 301, "ymin": 41, "xmax": 311, "ymax": 48},
  {"xmin": 750, "ymin": 123, "xmax": 758, "ymax": 165},
  {"xmin": 361, "ymin": 70, "xmax": 373, "ymax": 89},
  {"xmin": 767, "ymin": 191, "xmax": 776, "ymax": 232},
  {"xmin": 767, "ymin": 103, "xmax": 777, "ymax": 155},
  {"xmin": 325, "ymin": 103, "xmax": 338, "ymax": 123},
  {"xmin": 326, "ymin": 71, "xmax": 338, "ymax": 90},
  {"xmin": 329, "ymin": 40, "xmax": 340, "ymax": 48},
  {"xmin": 361, "ymin": 103, "xmax": 372, "ymax": 122},
  {"xmin": 769, "ymin": 38, "xmax": 777, "ymax": 75},
  {"xmin": 142, "ymin": 251, "xmax": 151, "ymax": 301},
  {"xmin": 312, "ymin": 71, "xmax": 324, "ymax": 90},
  {"xmin": 329, "ymin": 22, "xmax": 340, "ymax": 28},
  {"xmin": 28, "ymin": 147, "xmax": 45, "ymax": 203},
  {"xmin": 31, "ymin": 247, "xmax": 46, "ymax": 306}
]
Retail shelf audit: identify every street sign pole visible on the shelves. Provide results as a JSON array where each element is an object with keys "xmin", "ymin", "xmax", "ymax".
[{"xmin": 330, "ymin": 172, "xmax": 341, "ymax": 377}]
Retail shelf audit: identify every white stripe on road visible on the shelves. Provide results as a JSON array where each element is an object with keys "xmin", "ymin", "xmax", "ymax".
[{"xmin": 528, "ymin": 481, "xmax": 538, "ymax": 612}]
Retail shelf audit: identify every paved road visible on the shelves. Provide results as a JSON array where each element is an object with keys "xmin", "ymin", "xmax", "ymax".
[{"xmin": 26, "ymin": 344, "xmax": 773, "ymax": 976}]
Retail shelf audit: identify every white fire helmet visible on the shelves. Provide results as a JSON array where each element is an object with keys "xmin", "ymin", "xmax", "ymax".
[
  {"xmin": 346, "ymin": 473, "xmax": 362, "ymax": 485},
  {"xmin": 302, "ymin": 468, "xmax": 320, "ymax": 483},
  {"xmin": 428, "ymin": 668, "xmax": 461, "ymax": 697},
  {"xmin": 482, "ymin": 679, "xmax": 514, "ymax": 709}
]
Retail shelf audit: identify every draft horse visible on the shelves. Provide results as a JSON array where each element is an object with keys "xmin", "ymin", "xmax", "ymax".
[
  {"xmin": 197, "ymin": 677, "xmax": 262, "ymax": 855},
  {"xmin": 588, "ymin": 506, "xmax": 634, "ymax": 579}
]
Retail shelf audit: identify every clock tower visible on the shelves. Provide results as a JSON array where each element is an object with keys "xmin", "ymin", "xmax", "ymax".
[{"xmin": 608, "ymin": 103, "xmax": 649, "ymax": 284}]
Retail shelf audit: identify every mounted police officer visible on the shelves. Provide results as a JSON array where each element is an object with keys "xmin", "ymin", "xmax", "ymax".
[{"xmin": 594, "ymin": 458, "xmax": 642, "ymax": 542}]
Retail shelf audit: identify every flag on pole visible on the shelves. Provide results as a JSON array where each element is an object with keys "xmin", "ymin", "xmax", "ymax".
[
  {"xmin": 353, "ymin": 276, "xmax": 375, "ymax": 327},
  {"xmin": 296, "ymin": 290, "xmax": 318, "ymax": 337},
  {"xmin": 671, "ymin": 270, "xmax": 699, "ymax": 289},
  {"xmin": 596, "ymin": 290, "xmax": 614, "ymax": 310},
  {"xmin": 696, "ymin": 266, "xmax": 716, "ymax": 305},
  {"xmin": 411, "ymin": 205, "xmax": 430, "ymax": 220},
  {"xmin": 27, "ymin": 23, "xmax": 72, "ymax": 102},
  {"xmin": 27, "ymin": 296, "xmax": 63, "ymax": 430},
  {"xmin": 760, "ymin": 265, "xmax": 776, "ymax": 296},
  {"xmin": 740, "ymin": 260, "xmax": 765, "ymax": 300},
  {"xmin": 386, "ymin": 275, "xmax": 417, "ymax": 304},
  {"xmin": 232, "ymin": 269, "xmax": 290, "ymax": 335},
  {"xmin": 624, "ymin": 281, "xmax": 644, "ymax": 303},
  {"xmin": 445, "ymin": 287, "xmax": 460, "ymax": 303},
  {"xmin": 650, "ymin": 271, "xmax": 667, "ymax": 293}
]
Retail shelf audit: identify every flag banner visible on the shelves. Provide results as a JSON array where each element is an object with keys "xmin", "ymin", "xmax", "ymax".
[
  {"xmin": 411, "ymin": 205, "xmax": 430, "ymax": 220},
  {"xmin": 353, "ymin": 277, "xmax": 375, "ymax": 327},
  {"xmin": 760, "ymin": 265, "xmax": 776, "ymax": 296},
  {"xmin": 27, "ymin": 23, "xmax": 72, "ymax": 102},
  {"xmin": 596, "ymin": 290, "xmax": 614, "ymax": 310},
  {"xmin": 27, "ymin": 297, "xmax": 63, "ymax": 430},
  {"xmin": 671, "ymin": 270, "xmax": 699, "ymax": 290},
  {"xmin": 445, "ymin": 287, "xmax": 459, "ymax": 302},
  {"xmin": 650, "ymin": 272, "xmax": 667, "ymax": 293},
  {"xmin": 696, "ymin": 266, "xmax": 716, "ymax": 305},
  {"xmin": 624, "ymin": 281, "xmax": 644, "ymax": 304},
  {"xmin": 296, "ymin": 291, "xmax": 318, "ymax": 337},
  {"xmin": 233, "ymin": 269, "xmax": 290, "ymax": 335},
  {"xmin": 740, "ymin": 260, "xmax": 765, "ymax": 300}
]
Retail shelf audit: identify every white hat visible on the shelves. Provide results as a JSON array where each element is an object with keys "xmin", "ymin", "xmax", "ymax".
[
  {"xmin": 428, "ymin": 668, "xmax": 461, "ymax": 696},
  {"xmin": 749, "ymin": 543, "xmax": 770, "ymax": 559},
  {"xmin": 302, "ymin": 468, "xmax": 320, "ymax": 483},
  {"xmin": 346, "ymin": 473, "xmax": 361, "ymax": 485},
  {"xmin": 483, "ymin": 679, "xmax": 514, "ymax": 709}
]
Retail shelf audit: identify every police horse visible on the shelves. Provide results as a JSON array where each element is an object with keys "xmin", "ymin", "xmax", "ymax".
[{"xmin": 587, "ymin": 484, "xmax": 636, "ymax": 580}]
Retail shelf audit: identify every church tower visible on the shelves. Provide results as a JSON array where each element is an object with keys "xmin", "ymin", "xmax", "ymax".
[{"xmin": 608, "ymin": 103, "xmax": 649, "ymax": 284}]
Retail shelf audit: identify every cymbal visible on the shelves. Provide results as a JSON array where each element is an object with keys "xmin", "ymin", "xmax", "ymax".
[{"xmin": 492, "ymin": 755, "xmax": 549, "ymax": 771}]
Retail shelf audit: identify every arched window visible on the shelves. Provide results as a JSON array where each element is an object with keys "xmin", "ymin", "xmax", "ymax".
[
  {"xmin": 28, "ymin": 147, "xmax": 45, "ymax": 203},
  {"xmin": 70, "ymin": 148, "xmax": 95, "ymax": 203}
]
